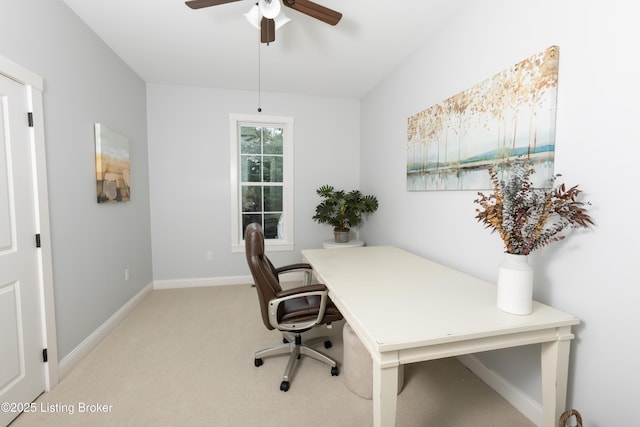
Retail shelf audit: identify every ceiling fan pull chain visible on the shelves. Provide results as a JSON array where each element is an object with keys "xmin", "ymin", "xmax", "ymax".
[{"xmin": 257, "ymin": 38, "xmax": 262, "ymax": 112}]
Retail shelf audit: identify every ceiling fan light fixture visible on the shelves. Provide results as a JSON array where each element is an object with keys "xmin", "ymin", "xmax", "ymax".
[
  {"xmin": 274, "ymin": 11, "xmax": 291, "ymax": 30},
  {"xmin": 243, "ymin": 4, "xmax": 261, "ymax": 29},
  {"xmin": 259, "ymin": 0, "xmax": 281, "ymax": 19}
]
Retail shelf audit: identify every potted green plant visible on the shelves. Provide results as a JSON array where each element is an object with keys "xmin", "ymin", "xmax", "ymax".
[
  {"xmin": 474, "ymin": 157, "xmax": 593, "ymax": 314},
  {"xmin": 313, "ymin": 185, "xmax": 379, "ymax": 243}
]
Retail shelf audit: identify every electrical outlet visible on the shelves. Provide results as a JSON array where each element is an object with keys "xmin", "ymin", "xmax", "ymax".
[
  {"xmin": 124, "ymin": 268, "xmax": 130, "ymax": 281},
  {"xmin": 206, "ymin": 251, "xmax": 213, "ymax": 261}
]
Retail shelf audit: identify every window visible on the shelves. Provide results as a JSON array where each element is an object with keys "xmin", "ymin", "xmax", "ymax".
[{"xmin": 230, "ymin": 114, "xmax": 294, "ymax": 252}]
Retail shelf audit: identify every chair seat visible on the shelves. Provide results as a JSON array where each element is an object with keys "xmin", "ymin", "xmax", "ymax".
[{"xmin": 280, "ymin": 296, "xmax": 343, "ymax": 325}]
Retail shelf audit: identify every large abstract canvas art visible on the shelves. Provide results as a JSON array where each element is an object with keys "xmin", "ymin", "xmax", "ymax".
[
  {"xmin": 95, "ymin": 124, "xmax": 131, "ymax": 203},
  {"xmin": 407, "ymin": 46, "xmax": 559, "ymax": 191}
]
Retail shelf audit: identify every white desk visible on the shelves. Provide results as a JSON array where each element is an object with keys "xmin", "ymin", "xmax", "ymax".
[{"xmin": 301, "ymin": 246, "xmax": 579, "ymax": 427}]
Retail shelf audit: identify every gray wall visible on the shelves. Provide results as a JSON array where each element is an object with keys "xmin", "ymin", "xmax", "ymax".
[
  {"xmin": 360, "ymin": 0, "xmax": 639, "ymax": 424},
  {"xmin": 147, "ymin": 84, "xmax": 360, "ymax": 280},
  {"xmin": 0, "ymin": 0, "xmax": 152, "ymax": 360}
]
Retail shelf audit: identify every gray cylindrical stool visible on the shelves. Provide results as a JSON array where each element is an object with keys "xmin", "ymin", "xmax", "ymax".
[{"xmin": 342, "ymin": 322, "xmax": 404, "ymax": 399}]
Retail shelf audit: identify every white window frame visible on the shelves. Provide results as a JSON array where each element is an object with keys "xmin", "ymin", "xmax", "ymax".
[{"xmin": 230, "ymin": 114, "xmax": 294, "ymax": 253}]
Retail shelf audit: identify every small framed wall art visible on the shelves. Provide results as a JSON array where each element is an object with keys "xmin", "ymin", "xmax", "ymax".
[{"xmin": 95, "ymin": 123, "xmax": 131, "ymax": 203}]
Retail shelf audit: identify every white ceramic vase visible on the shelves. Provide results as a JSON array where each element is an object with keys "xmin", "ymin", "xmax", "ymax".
[{"xmin": 496, "ymin": 253, "xmax": 534, "ymax": 315}]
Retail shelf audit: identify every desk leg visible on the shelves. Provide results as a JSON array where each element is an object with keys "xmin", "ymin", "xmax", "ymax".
[
  {"xmin": 372, "ymin": 353, "xmax": 399, "ymax": 427},
  {"xmin": 540, "ymin": 328, "xmax": 573, "ymax": 427}
]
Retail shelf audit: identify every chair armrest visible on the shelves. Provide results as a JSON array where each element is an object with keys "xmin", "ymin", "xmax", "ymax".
[
  {"xmin": 274, "ymin": 263, "xmax": 312, "ymax": 274},
  {"xmin": 275, "ymin": 263, "xmax": 313, "ymax": 286},
  {"xmin": 277, "ymin": 283, "xmax": 327, "ymax": 297},
  {"xmin": 268, "ymin": 286, "xmax": 329, "ymax": 332}
]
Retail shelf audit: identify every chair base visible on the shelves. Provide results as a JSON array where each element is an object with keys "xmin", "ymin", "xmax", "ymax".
[{"xmin": 254, "ymin": 333, "xmax": 339, "ymax": 391}]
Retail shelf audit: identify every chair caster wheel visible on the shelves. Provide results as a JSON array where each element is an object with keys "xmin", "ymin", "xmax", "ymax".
[
  {"xmin": 280, "ymin": 381, "xmax": 290, "ymax": 392},
  {"xmin": 331, "ymin": 366, "xmax": 339, "ymax": 376},
  {"xmin": 324, "ymin": 340, "xmax": 332, "ymax": 349},
  {"xmin": 254, "ymin": 358, "xmax": 263, "ymax": 367}
]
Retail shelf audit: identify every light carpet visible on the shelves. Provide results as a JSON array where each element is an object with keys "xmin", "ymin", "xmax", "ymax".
[{"xmin": 11, "ymin": 285, "xmax": 535, "ymax": 426}]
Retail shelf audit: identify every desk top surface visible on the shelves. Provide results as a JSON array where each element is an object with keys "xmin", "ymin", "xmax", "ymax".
[{"xmin": 302, "ymin": 246, "xmax": 579, "ymax": 353}]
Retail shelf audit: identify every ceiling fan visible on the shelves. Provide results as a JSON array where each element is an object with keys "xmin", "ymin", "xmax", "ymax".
[{"xmin": 185, "ymin": 0, "xmax": 342, "ymax": 44}]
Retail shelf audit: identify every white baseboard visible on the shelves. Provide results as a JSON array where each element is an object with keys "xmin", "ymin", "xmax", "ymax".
[
  {"xmin": 152, "ymin": 271, "xmax": 308, "ymax": 290},
  {"xmin": 153, "ymin": 275, "xmax": 253, "ymax": 289},
  {"xmin": 58, "ymin": 282, "xmax": 154, "ymax": 379},
  {"xmin": 457, "ymin": 354, "xmax": 542, "ymax": 426}
]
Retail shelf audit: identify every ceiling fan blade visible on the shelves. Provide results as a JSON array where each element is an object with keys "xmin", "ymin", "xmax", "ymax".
[
  {"xmin": 282, "ymin": 0, "xmax": 342, "ymax": 26},
  {"xmin": 185, "ymin": 0, "xmax": 243, "ymax": 10},
  {"xmin": 261, "ymin": 17, "xmax": 276, "ymax": 43}
]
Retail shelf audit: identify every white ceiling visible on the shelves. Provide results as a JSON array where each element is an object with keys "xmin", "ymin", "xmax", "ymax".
[{"xmin": 61, "ymin": 0, "xmax": 465, "ymax": 98}]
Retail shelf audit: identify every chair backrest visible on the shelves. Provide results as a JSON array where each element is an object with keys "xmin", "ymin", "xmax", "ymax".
[{"xmin": 245, "ymin": 223, "xmax": 281, "ymax": 330}]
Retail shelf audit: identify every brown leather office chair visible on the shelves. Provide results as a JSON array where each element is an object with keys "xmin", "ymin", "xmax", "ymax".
[{"xmin": 244, "ymin": 223, "xmax": 343, "ymax": 391}]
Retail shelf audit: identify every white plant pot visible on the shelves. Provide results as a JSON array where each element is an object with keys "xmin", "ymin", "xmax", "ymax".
[{"xmin": 496, "ymin": 253, "xmax": 533, "ymax": 315}]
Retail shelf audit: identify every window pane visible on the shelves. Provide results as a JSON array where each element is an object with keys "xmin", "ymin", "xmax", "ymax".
[
  {"xmin": 242, "ymin": 214, "xmax": 262, "ymax": 239},
  {"xmin": 263, "ymin": 127, "xmax": 283, "ymax": 154},
  {"xmin": 264, "ymin": 213, "xmax": 281, "ymax": 239},
  {"xmin": 264, "ymin": 186, "xmax": 283, "ymax": 212},
  {"xmin": 240, "ymin": 127, "xmax": 261, "ymax": 154},
  {"xmin": 242, "ymin": 186, "xmax": 262, "ymax": 213},
  {"xmin": 262, "ymin": 156, "xmax": 283, "ymax": 182},
  {"xmin": 241, "ymin": 156, "xmax": 262, "ymax": 182}
]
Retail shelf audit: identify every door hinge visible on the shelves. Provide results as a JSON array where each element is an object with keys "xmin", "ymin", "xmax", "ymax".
[
  {"xmin": 28, "ymin": 112, "xmax": 34, "ymax": 127},
  {"xmin": 35, "ymin": 234, "xmax": 41, "ymax": 248},
  {"xmin": 42, "ymin": 348, "xmax": 48, "ymax": 363}
]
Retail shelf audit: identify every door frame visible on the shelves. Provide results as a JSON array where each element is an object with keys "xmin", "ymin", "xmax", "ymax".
[{"xmin": 1, "ymin": 53, "xmax": 58, "ymax": 391}]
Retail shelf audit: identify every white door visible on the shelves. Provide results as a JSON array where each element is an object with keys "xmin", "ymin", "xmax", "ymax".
[{"xmin": 0, "ymin": 74, "xmax": 46, "ymax": 426}]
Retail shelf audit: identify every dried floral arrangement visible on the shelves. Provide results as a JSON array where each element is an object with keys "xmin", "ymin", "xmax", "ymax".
[{"xmin": 474, "ymin": 158, "xmax": 593, "ymax": 255}]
